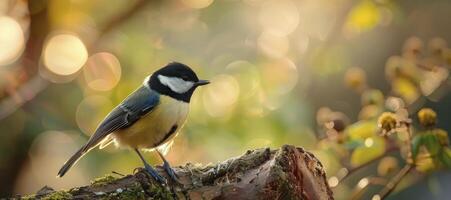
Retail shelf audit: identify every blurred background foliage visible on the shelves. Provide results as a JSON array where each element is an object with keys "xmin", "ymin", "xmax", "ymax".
[{"xmin": 0, "ymin": 0, "xmax": 450, "ymax": 199}]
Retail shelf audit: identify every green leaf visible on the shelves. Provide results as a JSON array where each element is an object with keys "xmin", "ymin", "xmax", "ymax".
[
  {"xmin": 433, "ymin": 129, "xmax": 450, "ymax": 146},
  {"xmin": 423, "ymin": 133, "xmax": 441, "ymax": 156},
  {"xmin": 346, "ymin": 120, "xmax": 377, "ymax": 140},
  {"xmin": 412, "ymin": 135, "xmax": 424, "ymax": 160},
  {"xmin": 344, "ymin": 139, "xmax": 364, "ymax": 150},
  {"xmin": 350, "ymin": 136, "xmax": 385, "ymax": 166},
  {"xmin": 439, "ymin": 148, "xmax": 451, "ymax": 168}
]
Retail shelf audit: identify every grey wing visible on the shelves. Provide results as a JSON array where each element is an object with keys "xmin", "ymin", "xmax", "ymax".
[
  {"xmin": 57, "ymin": 86, "xmax": 160, "ymax": 177},
  {"xmin": 82, "ymin": 86, "xmax": 161, "ymax": 152}
]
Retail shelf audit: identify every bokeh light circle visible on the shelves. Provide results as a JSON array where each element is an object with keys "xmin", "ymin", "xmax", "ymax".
[
  {"xmin": 76, "ymin": 95, "xmax": 113, "ymax": 136},
  {"xmin": 0, "ymin": 16, "xmax": 25, "ymax": 66},
  {"xmin": 225, "ymin": 60, "xmax": 260, "ymax": 99},
  {"xmin": 259, "ymin": 0, "xmax": 300, "ymax": 36},
  {"xmin": 203, "ymin": 74, "xmax": 240, "ymax": 117},
  {"xmin": 15, "ymin": 130, "xmax": 88, "ymax": 193},
  {"xmin": 257, "ymin": 31, "xmax": 289, "ymax": 58},
  {"xmin": 83, "ymin": 52, "xmax": 122, "ymax": 91},
  {"xmin": 262, "ymin": 58, "xmax": 298, "ymax": 96},
  {"xmin": 261, "ymin": 58, "xmax": 298, "ymax": 110},
  {"xmin": 43, "ymin": 34, "xmax": 88, "ymax": 76}
]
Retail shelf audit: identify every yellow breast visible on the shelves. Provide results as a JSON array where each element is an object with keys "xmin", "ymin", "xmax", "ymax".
[{"xmin": 112, "ymin": 95, "xmax": 189, "ymax": 149}]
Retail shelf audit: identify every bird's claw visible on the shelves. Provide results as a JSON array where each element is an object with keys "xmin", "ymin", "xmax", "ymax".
[
  {"xmin": 143, "ymin": 163, "xmax": 167, "ymax": 184},
  {"xmin": 162, "ymin": 161, "xmax": 180, "ymax": 184}
]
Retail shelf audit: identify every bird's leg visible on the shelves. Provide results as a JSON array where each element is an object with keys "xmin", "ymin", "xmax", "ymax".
[
  {"xmin": 156, "ymin": 150, "xmax": 180, "ymax": 183},
  {"xmin": 134, "ymin": 149, "xmax": 166, "ymax": 184}
]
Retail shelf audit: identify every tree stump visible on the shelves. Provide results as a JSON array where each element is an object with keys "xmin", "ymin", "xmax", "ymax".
[{"xmin": 19, "ymin": 145, "xmax": 333, "ymax": 200}]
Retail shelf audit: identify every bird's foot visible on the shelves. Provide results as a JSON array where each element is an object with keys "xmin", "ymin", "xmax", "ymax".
[
  {"xmin": 162, "ymin": 161, "xmax": 180, "ymax": 183},
  {"xmin": 143, "ymin": 163, "xmax": 167, "ymax": 184}
]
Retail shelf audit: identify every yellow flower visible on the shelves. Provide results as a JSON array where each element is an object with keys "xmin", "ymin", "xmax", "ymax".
[
  {"xmin": 377, "ymin": 112, "xmax": 397, "ymax": 135},
  {"xmin": 418, "ymin": 108, "xmax": 437, "ymax": 128},
  {"xmin": 361, "ymin": 89, "xmax": 384, "ymax": 106},
  {"xmin": 344, "ymin": 67, "xmax": 366, "ymax": 91},
  {"xmin": 434, "ymin": 129, "xmax": 449, "ymax": 146}
]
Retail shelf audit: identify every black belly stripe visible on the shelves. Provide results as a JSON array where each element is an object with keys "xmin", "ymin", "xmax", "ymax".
[{"xmin": 154, "ymin": 124, "xmax": 178, "ymax": 146}]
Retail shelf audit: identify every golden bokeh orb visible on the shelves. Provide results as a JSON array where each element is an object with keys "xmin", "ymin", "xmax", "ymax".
[
  {"xmin": 44, "ymin": 34, "xmax": 88, "ymax": 76},
  {"xmin": 83, "ymin": 52, "xmax": 122, "ymax": 91},
  {"xmin": 203, "ymin": 74, "xmax": 240, "ymax": 117},
  {"xmin": 259, "ymin": 0, "xmax": 299, "ymax": 36},
  {"xmin": 0, "ymin": 16, "xmax": 25, "ymax": 66},
  {"xmin": 257, "ymin": 31, "xmax": 289, "ymax": 58}
]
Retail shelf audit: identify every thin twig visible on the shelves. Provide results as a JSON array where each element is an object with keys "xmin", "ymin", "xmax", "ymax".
[
  {"xmin": 333, "ymin": 146, "xmax": 398, "ymax": 186},
  {"xmin": 404, "ymin": 123, "xmax": 414, "ymax": 164},
  {"xmin": 350, "ymin": 177, "xmax": 388, "ymax": 200},
  {"xmin": 112, "ymin": 171, "xmax": 125, "ymax": 177},
  {"xmin": 374, "ymin": 164, "xmax": 414, "ymax": 200},
  {"xmin": 335, "ymin": 154, "xmax": 384, "ymax": 185},
  {"xmin": 372, "ymin": 121, "xmax": 415, "ymax": 199}
]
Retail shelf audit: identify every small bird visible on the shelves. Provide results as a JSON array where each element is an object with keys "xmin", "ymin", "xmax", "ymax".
[{"xmin": 57, "ymin": 62, "xmax": 209, "ymax": 183}]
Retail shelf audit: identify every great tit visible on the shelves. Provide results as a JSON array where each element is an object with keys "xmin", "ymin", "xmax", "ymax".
[{"xmin": 57, "ymin": 62, "xmax": 209, "ymax": 183}]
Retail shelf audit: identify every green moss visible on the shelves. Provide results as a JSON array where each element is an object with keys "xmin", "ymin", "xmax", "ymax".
[
  {"xmin": 90, "ymin": 174, "xmax": 117, "ymax": 186},
  {"xmin": 116, "ymin": 189, "xmax": 145, "ymax": 199},
  {"xmin": 21, "ymin": 194, "xmax": 36, "ymax": 200},
  {"xmin": 114, "ymin": 183, "xmax": 145, "ymax": 200},
  {"xmin": 147, "ymin": 184, "xmax": 174, "ymax": 200},
  {"xmin": 41, "ymin": 191, "xmax": 72, "ymax": 200}
]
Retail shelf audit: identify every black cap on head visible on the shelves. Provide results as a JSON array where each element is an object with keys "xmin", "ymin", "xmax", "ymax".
[
  {"xmin": 147, "ymin": 62, "xmax": 209, "ymax": 102},
  {"xmin": 153, "ymin": 62, "xmax": 199, "ymax": 82}
]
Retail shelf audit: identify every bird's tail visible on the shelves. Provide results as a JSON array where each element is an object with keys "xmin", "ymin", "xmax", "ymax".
[{"xmin": 57, "ymin": 146, "xmax": 87, "ymax": 177}]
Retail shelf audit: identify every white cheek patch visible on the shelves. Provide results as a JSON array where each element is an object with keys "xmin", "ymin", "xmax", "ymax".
[
  {"xmin": 143, "ymin": 75, "xmax": 151, "ymax": 89},
  {"xmin": 158, "ymin": 75, "xmax": 194, "ymax": 94}
]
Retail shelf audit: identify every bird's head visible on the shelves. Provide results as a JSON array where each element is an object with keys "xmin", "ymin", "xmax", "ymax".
[{"xmin": 145, "ymin": 62, "xmax": 209, "ymax": 102}]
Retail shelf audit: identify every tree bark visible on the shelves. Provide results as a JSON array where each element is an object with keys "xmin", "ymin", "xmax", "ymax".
[{"xmin": 19, "ymin": 145, "xmax": 333, "ymax": 200}]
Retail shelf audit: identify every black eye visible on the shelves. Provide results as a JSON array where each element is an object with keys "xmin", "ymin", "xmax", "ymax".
[{"xmin": 181, "ymin": 75, "xmax": 189, "ymax": 81}]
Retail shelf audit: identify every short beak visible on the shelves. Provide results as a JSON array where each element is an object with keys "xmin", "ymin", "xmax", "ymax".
[{"xmin": 195, "ymin": 80, "xmax": 210, "ymax": 86}]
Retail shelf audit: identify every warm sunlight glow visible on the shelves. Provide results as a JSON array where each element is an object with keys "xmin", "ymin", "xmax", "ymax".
[
  {"xmin": 259, "ymin": 0, "xmax": 299, "ymax": 36},
  {"xmin": 357, "ymin": 178, "xmax": 369, "ymax": 188},
  {"xmin": 181, "ymin": 0, "xmax": 214, "ymax": 9},
  {"xmin": 262, "ymin": 58, "xmax": 298, "ymax": 96},
  {"xmin": 364, "ymin": 138, "xmax": 374, "ymax": 147},
  {"xmin": 76, "ymin": 95, "xmax": 113, "ymax": 136},
  {"xmin": 14, "ymin": 131, "xmax": 87, "ymax": 194},
  {"xmin": 344, "ymin": 0, "xmax": 381, "ymax": 35},
  {"xmin": 44, "ymin": 34, "xmax": 88, "ymax": 76},
  {"xmin": 83, "ymin": 52, "xmax": 122, "ymax": 91},
  {"xmin": 261, "ymin": 58, "xmax": 298, "ymax": 110},
  {"xmin": 225, "ymin": 60, "xmax": 260, "ymax": 99},
  {"xmin": 328, "ymin": 176, "xmax": 339, "ymax": 187},
  {"xmin": 203, "ymin": 74, "xmax": 240, "ymax": 117},
  {"xmin": 257, "ymin": 31, "xmax": 289, "ymax": 58},
  {"xmin": 0, "ymin": 16, "xmax": 25, "ymax": 66}
]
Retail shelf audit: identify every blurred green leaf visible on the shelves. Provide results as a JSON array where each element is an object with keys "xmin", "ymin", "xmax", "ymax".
[
  {"xmin": 423, "ymin": 133, "xmax": 441, "ymax": 156},
  {"xmin": 346, "ymin": 120, "xmax": 377, "ymax": 140},
  {"xmin": 344, "ymin": 139, "xmax": 364, "ymax": 150},
  {"xmin": 350, "ymin": 136, "xmax": 385, "ymax": 166},
  {"xmin": 345, "ymin": 0, "xmax": 381, "ymax": 33},
  {"xmin": 433, "ymin": 129, "xmax": 450, "ymax": 146},
  {"xmin": 412, "ymin": 134, "xmax": 423, "ymax": 160},
  {"xmin": 438, "ymin": 148, "xmax": 451, "ymax": 168}
]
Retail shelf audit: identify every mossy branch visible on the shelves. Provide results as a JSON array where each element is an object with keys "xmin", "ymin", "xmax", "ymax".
[{"xmin": 18, "ymin": 145, "xmax": 333, "ymax": 200}]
